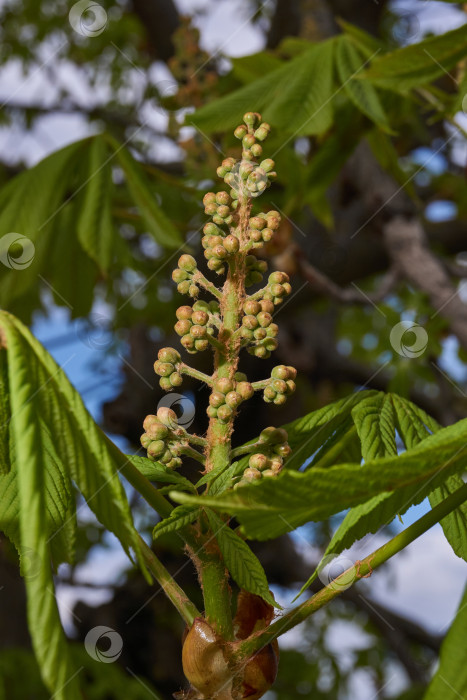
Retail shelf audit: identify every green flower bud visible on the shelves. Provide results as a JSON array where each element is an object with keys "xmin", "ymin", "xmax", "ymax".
[
  {"xmin": 271, "ymin": 365, "xmax": 288, "ymax": 380},
  {"xmin": 176, "ymin": 306, "xmax": 193, "ymax": 321},
  {"xmin": 270, "ymin": 283, "xmax": 285, "ymax": 297},
  {"xmin": 249, "ymin": 453, "xmax": 269, "ymax": 471},
  {"xmin": 274, "ymin": 394, "xmax": 287, "ymax": 406},
  {"xmin": 234, "ymin": 125, "xmax": 248, "ymax": 140},
  {"xmin": 254, "ymin": 328, "xmax": 267, "ymax": 340},
  {"xmin": 286, "ymin": 380, "xmax": 296, "ymax": 394},
  {"xmin": 250, "ymin": 143, "xmax": 263, "ymax": 158},
  {"xmin": 209, "ymin": 391, "xmax": 225, "ymax": 408},
  {"xmin": 146, "ymin": 422, "xmax": 169, "ymax": 441},
  {"xmin": 181, "ymin": 335, "xmax": 196, "ymax": 351},
  {"xmin": 264, "ymin": 386, "xmax": 276, "ymax": 401},
  {"xmin": 253, "ymin": 345, "xmax": 270, "ymax": 359},
  {"xmin": 207, "ymin": 405, "xmax": 218, "ymax": 418},
  {"xmin": 262, "ymin": 228, "xmax": 273, "ymax": 242},
  {"xmin": 260, "ymin": 159, "xmax": 275, "ymax": 173},
  {"xmin": 188, "ymin": 284, "xmax": 199, "ymax": 297},
  {"xmin": 147, "ymin": 440, "xmax": 166, "ymax": 458},
  {"xmin": 267, "ymin": 324, "xmax": 279, "ymax": 338},
  {"xmin": 217, "ymin": 404, "xmax": 233, "ymax": 422},
  {"xmin": 215, "ymin": 377, "xmax": 235, "ymax": 394},
  {"xmin": 243, "ymin": 300, "xmax": 261, "ymax": 315},
  {"xmin": 159, "ymin": 377, "xmax": 172, "ymax": 391},
  {"xmin": 250, "ymin": 229, "xmax": 262, "ymax": 243},
  {"xmin": 154, "ymin": 361, "xmax": 174, "ymax": 377},
  {"xmin": 216, "ymin": 191, "xmax": 231, "ymax": 206},
  {"xmin": 243, "ymin": 314, "xmax": 258, "ymax": 330},
  {"xmin": 275, "ymin": 443, "xmax": 292, "ymax": 458},
  {"xmin": 236, "ymin": 381, "xmax": 254, "ymax": 400},
  {"xmin": 170, "ymin": 372, "xmax": 183, "ymax": 387},
  {"xmin": 209, "ymin": 301, "xmax": 220, "ymax": 314},
  {"xmin": 269, "ymin": 271, "xmax": 289, "ymax": 285},
  {"xmin": 175, "ymin": 319, "xmax": 192, "ymax": 336},
  {"xmin": 224, "ymin": 235, "xmax": 239, "ymax": 253},
  {"xmin": 190, "ymin": 324, "xmax": 207, "ymax": 339},
  {"xmin": 205, "ymin": 203, "xmax": 217, "ymax": 216},
  {"xmin": 192, "ymin": 310, "xmax": 209, "ymax": 325},
  {"xmin": 177, "ymin": 281, "xmax": 191, "ymax": 295},
  {"xmin": 143, "ymin": 414, "xmax": 158, "ymax": 432},
  {"xmin": 243, "ymin": 112, "xmax": 258, "ymax": 126},
  {"xmin": 243, "ymin": 467, "xmax": 262, "ymax": 481},
  {"xmin": 158, "ymin": 347, "xmax": 181, "ymax": 364},
  {"xmin": 241, "ymin": 327, "xmax": 254, "ymax": 340},
  {"xmin": 235, "ymin": 371, "xmax": 248, "ymax": 382},
  {"xmin": 157, "ymin": 407, "xmax": 178, "ymax": 427},
  {"xmin": 260, "ymin": 300, "xmax": 275, "ymax": 314},
  {"xmin": 263, "ymin": 338, "xmax": 278, "ymax": 352},
  {"xmin": 249, "ymin": 216, "xmax": 266, "ymax": 230},
  {"xmin": 178, "ymin": 254, "xmax": 197, "ymax": 272},
  {"xmin": 271, "ymin": 379, "xmax": 287, "ymax": 394},
  {"xmin": 257, "ymin": 312, "xmax": 272, "ymax": 328},
  {"xmin": 195, "ymin": 339, "xmax": 209, "ymax": 351},
  {"xmin": 212, "ymin": 245, "xmax": 227, "ymax": 259},
  {"xmin": 140, "ymin": 433, "xmax": 152, "ymax": 449},
  {"xmin": 225, "ymin": 391, "xmax": 242, "ymax": 408},
  {"xmin": 254, "ymin": 123, "xmax": 270, "ymax": 141},
  {"xmin": 203, "ymin": 192, "xmax": 216, "ymax": 206},
  {"xmin": 242, "ymin": 133, "xmax": 256, "ymax": 149},
  {"xmin": 193, "ymin": 300, "xmax": 210, "ymax": 312},
  {"xmin": 172, "ymin": 268, "xmax": 188, "ymax": 283},
  {"xmin": 262, "ymin": 469, "xmax": 275, "ymax": 478},
  {"xmin": 203, "ymin": 222, "xmax": 220, "ymax": 235}
]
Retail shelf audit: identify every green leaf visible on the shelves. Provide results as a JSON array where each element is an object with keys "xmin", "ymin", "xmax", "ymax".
[
  {"xmin": 423, "ymin": 582, "xmax": 467, "ymax": 700},
  {"xmin": 171, "ymin": 415, "xmax": 467, "ymax": 540},
  {"xmin": 127, "ymin": 454, "xmax": 196, "ymax": 493},
  {"xmin": 76, "ymin": 136, "xmax": 115, "ymax": 272},
  {"xmin": 0, "ymin": 311, "xmax": 148, "ymax": 697},
  {"xmin": 188, "ymin": 39, "xmax": 336, "ymax": 136},
  {"xmin": 429, "ymin": 475, "xmax": 467, "ymax": 562},
  {"xmin": 152, "ymin": 505, "xmax": 199, "ymax": 539},
  {"xmin": 282, "ymin": 390, "xmax": 378, "ymax": 470},
  {"xmin": 206, "ymin": 510, "xmax": 278, "ymax": 608},
  {"xmin": 230, "ymin": 52, "xmax": 283, "ymax": 84},
  {"xmin": 0, "ymin": 348, "xmax": 11, "ymax": 475},
  {"xmin": 360, "ymin": 24, "xmax": 467, "ymax": 91},
  {"xmin": 351, "ymin": 393, "xmax": 397, "ymax": 461},
  {"xmin": 336, "ymin": 36, "xmax": 390, "ymax": 130},
  {"xmin": 105, "ymin": 134, "xmax": 182, "ymax": 248}
]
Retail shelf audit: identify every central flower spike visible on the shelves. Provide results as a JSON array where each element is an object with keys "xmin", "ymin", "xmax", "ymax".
[{"xmin": 142, "ymin": 110, "xmax": 296, "ymax": 506}]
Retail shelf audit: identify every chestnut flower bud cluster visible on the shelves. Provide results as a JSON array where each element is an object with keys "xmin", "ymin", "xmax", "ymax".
[
  {"xmin": 241, "ymin": 298, "xmax": 278, "ymax": 359},
  {"xmin": 239, "ymin": 427, "xmax": 292, "ymax": 486},
  {"xmin": 174, "ymin": 300, "xmax": 219, "ymax": 354},
  {"xmin": 172, "ymin": 254, "xmax": 199, "ymax": 297},
  {"xmin": 263, "ymin": 365, "xmax": 297, "ymax": 405},
  {"xmin": 153, "ymin": 347, "xmax": 183, "ymax": 390},
  {"xmin": 141, "ymin": 408, "xmax": 183, "ymax": 469},
  {"xmin": 248, "ymin": 210, "xmax": 280, "ymax": 245},
  {"xmin": 202, "ymin": 220, "xmax": 239, "ymax": 275},
  {"xmin": 207, "ymin": 373, "xmax": 254, "ymax": 424}
]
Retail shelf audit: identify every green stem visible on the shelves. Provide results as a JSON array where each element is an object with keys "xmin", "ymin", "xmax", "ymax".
[
  {"xmin": 232, "ymin": 481, "xmax": 467, "ymax": 660},
  {"xmin": 231, "ymin": 440, "xmax": 264, "ymax": 458},
  {"xmin": 193, "ymin": 270, "xmax": 222, "ymax": 299},
  {"xmin": 120, "ymin": 460, "xmax": 173, "ymax": 518},
  {"xmin": 206, "ymin": 334, "xmax": 225, "ymax": 353},
  {"xmin": 250, "ymin": 379, "xmax": 270, "ymax": 391},
  {"xmin": 179, "ymin": 363, "xmax": 213, "ymax": 386},
  {"xmin": 138, "ymin": 536, "xmax": 199, "ymax": 625},
  {"xmin": 180, "ymin": 444, "xmax": 206, "ymax": 465}
]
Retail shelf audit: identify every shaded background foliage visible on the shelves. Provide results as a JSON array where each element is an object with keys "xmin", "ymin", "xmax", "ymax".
[{"xmin": 0, "ymin": 0, "xmax": 466, "ymax": 698}]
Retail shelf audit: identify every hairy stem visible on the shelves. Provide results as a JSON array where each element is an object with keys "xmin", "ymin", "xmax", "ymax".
[
  {"xmin": 232, "ymin": 481, "xmax": 467, "ymax": 659},
  {"xmin": 179, "ymin": 363, "xmax": 213, "ymax": 386}
]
